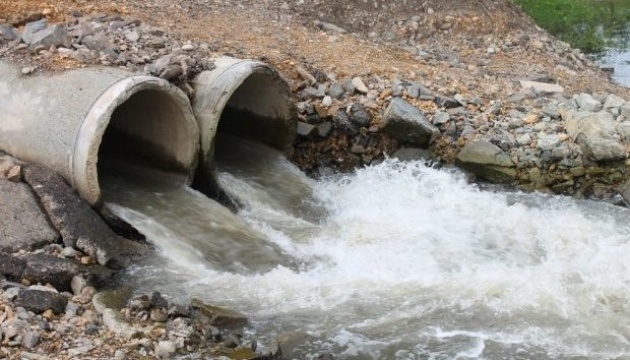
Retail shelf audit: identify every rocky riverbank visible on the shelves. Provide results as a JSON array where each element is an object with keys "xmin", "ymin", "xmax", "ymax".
[{"xmin": 2, "ymin": 0, "xmax": 630, "ymax": 358}]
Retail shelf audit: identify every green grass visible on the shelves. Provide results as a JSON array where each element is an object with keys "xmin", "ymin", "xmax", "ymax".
[{"xmin": 512, "ymin": 0, "xmax": 630, "ymax": 53}]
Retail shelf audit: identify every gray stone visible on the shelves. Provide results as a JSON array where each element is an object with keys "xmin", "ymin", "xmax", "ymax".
[
  {"xmin": 575, "ymin": 93, "xmax": 603, "ymax": 112},
  {"xmin": 603, "ymin": 94, "xmax": 626, "ymax": 111},
  {"xmin": 21, "ymin": 331, "xmax": 40, "ymax": 349},
  {"xmin": 382, "ymin": 98, "xmax": 440, "ymax": 146},
  {"xmin": 542, "ymin": 103, "xmax": 560, "ymax": 118},
  {"xmin": 328, "ymin": 83, "xmax": 345, "ymax": 99},
  {"xmin": 29, "ymin": 24, "xmax": 71, "ymax": 49},
  {"xmin": 432, "ymin": 111, "xmax": 450, "ymax": 125},
  {"xmin": 617, "ymin": 122, "xmax": 630, "ymax": 141},
  {"xmin": 124, "ymin": 30, "xmax": 139, "ymax": 43},
  {"xmin": 21, "ymin": 19, "xmax": 48, "ymax": 44},
  {"xmin": 15, "ymin": 289, "xmax": 68, "ymax": 314},
  {"xmin": 621, "ymin": 103, "xmax": 630, "ymax": 119},
  {"xmin": 333, "ymin": 109, "xmax": 359, "ymax": 134},
  {"xmin": 351, "ymin": 77, "xmax": 368, "ymax": 94},
  {"xmin": 300, "ymin": 86, "xmax": 324, "ymax": 100},
  {"xmin": 181, "ymin": 44, "xmax": 194, "ymax": 51},
  {"xmin": 71, "ymin": 275, "xmax": 88, "ymax": 296},
  {"xmin": 23, "ymin": 165, "xmax": 140, "ymax": 268},
  {"xmin": 536, "ymin": 134, "xmax": 561, "ymax": 152},
  {"xmin": 314, "ymin": 20, "xmax": 347, "ymax": 34},
  {"xmin": 565, "ymin": 110, "xmax": 626, "ymax": 162},
  {"xmin": 155, "ymin": 340, "xmax": 176, "ymax": 359},
  {"xmin": 296, "ymin": 122, "xmax": 317, "ymax": 138},
  {"xmin": 145, "ymin": 37, "xmax": 165, "ymax": 48},
  {"xmin": 0, "ymin": 24, "xmax": 19, "ymax": 41},
  {"xmin": 0, "ymin": 252, "xmax": 26, "ymax": 281},
  {"xmin": 317, "ymin": 122, "xmax": 333, "ymax": 138},
  {"xmin": 391, "ymin": 147, "xmax": 434, "ymax": 162},
  {"xmin": 455, "ymin": 140, "xmax": 517, "ymax": 183},
  {"xmin": 407, "ymin": 85, "xmax": 421, "ymax": 99},
  {"xmin": 0, "ymin": 181, "xmax": 59, "ymax": 253},
  {"xmin": 68, "ymin": 345, "xmax": 94, "ymax": 357},
  {"xmin": 341, "ymin": 79, "xmax": 355, "ymax": 94},
  {"xmin": 22, "ymin": 254, "xmax": 113, "ymax": 291},
  {"xmin": 348, "ymin": 103, "xmax": 371, "ymax": 127},
  {"xmin": 81, "ymin": 33, "xmax": 112, "ymax": 52}
]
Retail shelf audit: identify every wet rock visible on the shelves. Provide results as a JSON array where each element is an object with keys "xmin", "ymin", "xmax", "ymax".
[
  {"xmin": 151, "ymin": 291, "xmax": 169, "ymax": 309},
  {"xmin": 455, "ymin": 140, "xmax": 517, "ymax": 183},
  {"xmin": 0, "ymin": 181, "xmax": 59, "ymax": 253},
  {"xmin": 190, "ymin": 298, "xmax": 248, "ymax": 328},
  {"xmin": 22, "ymin": 254, "xmax": 113, "ymax": 291},
  {"xmin": 391, "ymin": 147, "xmax": 434, "ymax": 162},
  {"xmin": 575, "ymin": 93, "xmax": 602, "ymax": 112},
  {"xmin": 23, "ymin": 165, "xmax": 140, "ymax": 268},
  {"xmin": 382, "ymin": 98, "xmax": 439, "ymax": 146},
  {"xmin": 348, "ymin": 103, "xmax": 371, "ymax": 127},
  {"xmin": 15, "ymin": 289, "xmax": 68, "ymax": 314},
  {"xmin": 564, "ymin": 110, "xmax": 626, "ymax": 162}
]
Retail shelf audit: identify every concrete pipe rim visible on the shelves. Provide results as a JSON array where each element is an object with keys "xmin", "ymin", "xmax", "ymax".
[{"xmin": 73, "ymin": 75, "xmax": 199, "ymax": 206}]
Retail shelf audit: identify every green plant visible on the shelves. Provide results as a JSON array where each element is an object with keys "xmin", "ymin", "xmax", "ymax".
[{"xmin": 512, "ymin": 0, "xmax": 630, "ymax": 53}]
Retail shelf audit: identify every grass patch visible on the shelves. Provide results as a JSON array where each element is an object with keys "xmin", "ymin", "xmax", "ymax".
[{"xmin": 512, "ymin": 0, "xmax": 630, "ymax": 53}]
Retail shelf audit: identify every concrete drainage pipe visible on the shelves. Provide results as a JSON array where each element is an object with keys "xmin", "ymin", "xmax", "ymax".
[
  {"xmin": 0, "ymin": 61, "xmax": 199, "ymax": 206},
  {"xmin": 192, "ymin": 57, "xmax": 297, "ymax": 194}
]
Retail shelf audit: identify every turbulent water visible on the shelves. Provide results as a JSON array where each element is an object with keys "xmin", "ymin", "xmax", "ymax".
[{"xmin": 105, "ymin": 137, "xmax": 630, "ymax": 360}]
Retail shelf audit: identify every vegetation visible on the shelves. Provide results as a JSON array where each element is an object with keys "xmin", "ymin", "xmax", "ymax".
[{"xmin": 512, "ymin": 0, "xmax": 630, "ymax": 53}]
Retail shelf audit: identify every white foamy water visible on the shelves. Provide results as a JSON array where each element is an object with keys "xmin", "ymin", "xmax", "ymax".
[{"xmin": 116, "ymin": 152, "xmax": 630, "ymax": 359}]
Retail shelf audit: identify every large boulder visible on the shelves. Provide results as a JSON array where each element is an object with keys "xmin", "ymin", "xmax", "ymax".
[
  {"xmin": 455, "ymin": 140, "xmax": 517, "ymax": 183},
  {"xmin": 0, "ymin": 180, "xmax": 59, "ymax": 253},
  {"xmin": 564, "ymin": 110, "xmax": 627, "ymax": 162},
  {"xmin": 15, "ymin": 289, "xmax": 68, "ymax": 314},
  {"xmin": 23, "ymin": 165, "xmax": 144, "ymax": 268},
  {"xmin": 382, "ymin": 98, "xmax": 440, "ymax": 147}
]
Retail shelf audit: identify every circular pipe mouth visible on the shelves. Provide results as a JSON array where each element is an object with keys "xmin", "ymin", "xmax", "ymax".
[
  {"xmin": 192, "ymin": 58, "xmax": 297, "ymax": 197},
  {"xmin": 74, "ymin": 76, "xmax": 199, "ymax": 205}
]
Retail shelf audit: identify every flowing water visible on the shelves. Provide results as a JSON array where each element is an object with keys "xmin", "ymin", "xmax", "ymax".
[{"xmin": 104, "ymin": 137, "xmax": 630, "ymax": 360}]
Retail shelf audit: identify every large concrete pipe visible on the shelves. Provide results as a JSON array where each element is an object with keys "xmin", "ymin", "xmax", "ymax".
[
  {"xmin": 0, "ymin": 61, "xmax": 199, "ymax": 206},
  {"xmin": 192, "ymin": 57, "xmax": 297, "ymax": 195}
]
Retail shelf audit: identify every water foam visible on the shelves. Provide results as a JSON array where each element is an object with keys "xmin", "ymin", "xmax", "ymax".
[{"xmin": 120, "ymin": 157, "xmax": 630, "ymax": 359}]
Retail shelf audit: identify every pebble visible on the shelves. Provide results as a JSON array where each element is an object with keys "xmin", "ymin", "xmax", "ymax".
[
  {"xmin": 351, "ymin": 77, "xmax": 369, "ymax": 94},
  {"xmin": 21, "ymin": 67, "xmax": 35, "ymax": 75},
  {"xmin": 155, "ymin": 340, "xmax": 176, "ymax": 359},
  {"xmin": 181, "ymin": 44, "xmax": 194, "ymax": 51},
  {"xmin": 321, "ymin": 96, "xmax": 333, "ymax": 107}
]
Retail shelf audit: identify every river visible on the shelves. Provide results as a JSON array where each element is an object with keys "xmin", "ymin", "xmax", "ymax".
[
  {"xmin": 102, "ymin": 136, "xmax": 630, "ymax": 359},
  {"xmin": 593, "ymin": 0, "xmax": 630, "ymax": 86}
]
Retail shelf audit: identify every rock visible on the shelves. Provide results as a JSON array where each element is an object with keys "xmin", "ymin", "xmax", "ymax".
[
  {"xmin": 455, "ymin": 140, "xmax": 517, "ymax": 183},
  {"xmin": 145, "ymin": 37, "xmax": 165, "ymax": 48},
  {"xmin": 432, "ymin": 111, "xmax": 450, "ymax": 125},
  {"xmin": 575, "ymin": 93, "xmax": 603, "ymax": 112},
  {"xmin": 155, "ymin": 340, "xmax": 176, "ymax": 359},
  {"xmin": 22, "ymin": 254, "xmax": 113, "ymax": 291},
  {"xmin": 382, "ymin": 98, "xmax": 440, "ymax": 147},
  {"xmin": 15, "ymin": 289, "xmax": 68, "ymax": 314},
  {"xmin": 21, "ymin": 331, "xmax": 40, "ymax": 349},
  {"xmin": 603, "ymin": 94, "xmax": 625, "ymax": 110},
  {"xmin": 317, "ymin": 122, "xmax": 333, "ymax": 138},
  {"xmin": 519, "ymin": 80, "xmax": 564, "ymax": 95},
  {"xmin": 23, "ymin": 165, "xmax": 138, "ymax": 268},
  {"xmin": 617, "ymin": 122, "xmax": 630, "ymax": 141},
  {"xmin": 124, "ymin": 30, "xmax": 140, "ymax": 42},
  {"xmin": 81, "ymin": 33, "xmax": 112, "ymax": 52},
  {"xmin": 536, "ymin": 134, "xmax": 561, "ymax": 152},
  {"xmin": 68, "ymin": 345, "xmax": 94, "ymax": 357},
  {"xmin": 391, "ymin": 147, "xmax": 434, "ymax": 162},
  {"xmin": 190, "ymin": 298, "xmax": 248, "ymax": 328},
  {"xmin": 621, "ymin": 103, "xmax": 630, "ymax": 119},
  {"xmin": 0, "ymin": 252, "xmax": 26, "ymax": 281},
  {"xmin": 321, "ymin": 96, "xmax": 333, "ymax": 107},
  {"xmin": 348, "ymin": 103, "xmax": 371, "ymax": 127},
  {"xmin": 150, "ymin": 309, "xmax": 168, "ymax": 322},
  {"xmin": 351, "ymin": 77, "xmax": 368, "ymax": 94},
  {"xmin": 300, "ymin": 86, "xmax": 324, "ymax": 100},
  {"xmin": 151, "ymin": 291, "xmax": 169, "ymax": 309},
  {"xmin": 332, "ymin": 109, "xmax": 359, "ymax": 134},
  {"xmin": 92, "ymin": 289, "xmax": 138, "ymax": 339},
  {"xmin": 0, "ymin": 181, "xmax": 59, "ymax": 253},
  {"xmin": 71, "ymin": 275, "xmax": 88, "ymax": 296},
  {"xmin": 21, "ymin": 19, "xmax": 48, "ymax": 44},
  {"xmin": 516, "ymin": 133, "xmax": 532, "ymax": 146},
  {"xmin": 433, "ymin": 96, "xmax": 461, "ymax": 109},
  {"xmin": 328, "ymin": 83, "xmax": 345, "ymax": 99},
  {"xmin": 0, "ymin": 24, "xmax": 19, "ymax": 41},
  {"xmin": 296, "ymin": 122, "xmax": 317, "ymax": 138},
  {"xmin": 181, "ymin": 43, "xmax": 194, "ymax": 51},
  {"xmin": 564, "ymin": 110, "xmax": 626, "ymax": 162},
  {"xmin": 29, "ymin": 24, "xmax": 71, "ymax": 49},
  {"xmin": 114, "ymin": 350, "xmax": 126, "ymax": 359},
  {"xmin": 314, "ymin": 20, "xmax": 347, "ymax": 34},
  {"xmin": 129, "ymin": 294, "xmax": 151, "ymax": 310}
]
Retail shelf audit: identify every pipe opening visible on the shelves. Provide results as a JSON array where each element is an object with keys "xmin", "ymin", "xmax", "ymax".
[
  {"xmin": 215, "ymin": 71, "xmax": 294, "ymax": 150},
  {"xmin": 85, "ymin": 83, "xmax": 198, "ymax": 205}
]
